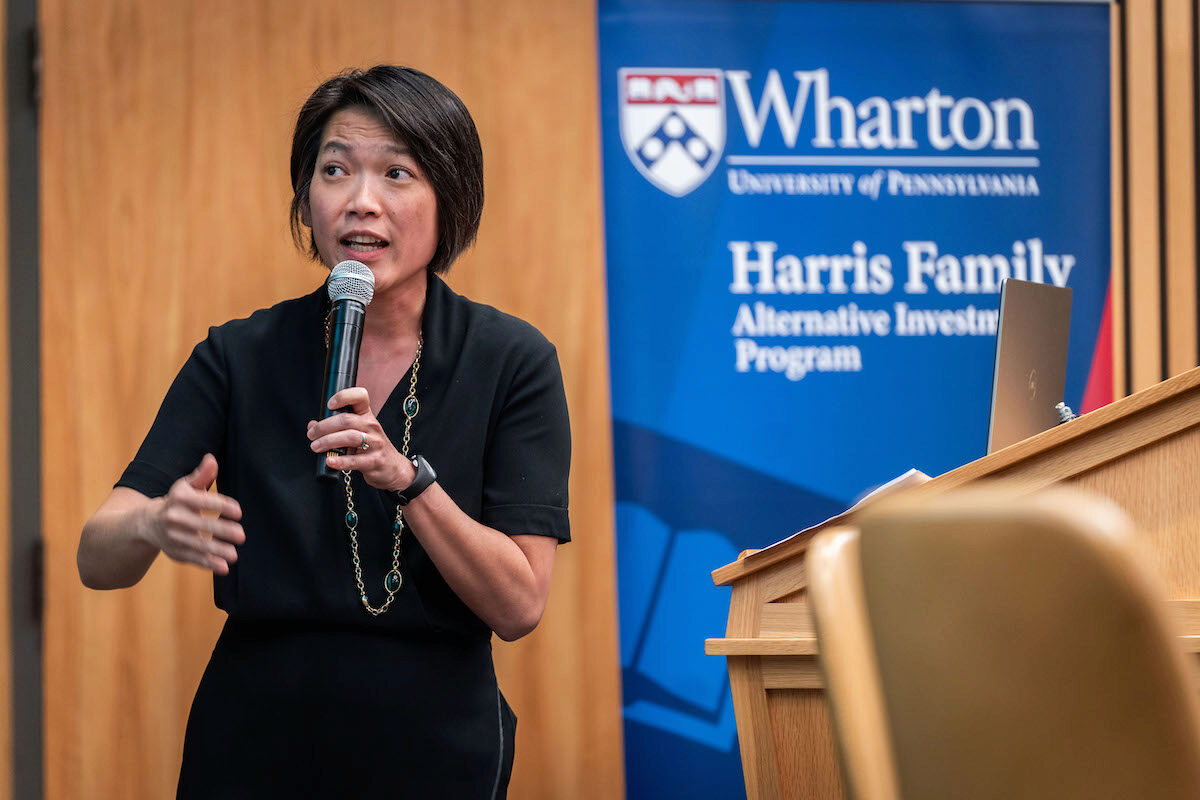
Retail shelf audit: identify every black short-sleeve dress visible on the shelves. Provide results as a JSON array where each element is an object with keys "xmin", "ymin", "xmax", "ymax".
[{"xmin": 117, "ymin": 275, "xmax": 571, "ymax": 799}]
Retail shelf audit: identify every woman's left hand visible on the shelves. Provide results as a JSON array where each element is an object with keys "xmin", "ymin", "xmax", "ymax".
[{"xmin": 307, "ymin": 387, "xmax": 416, "ymax": 492}]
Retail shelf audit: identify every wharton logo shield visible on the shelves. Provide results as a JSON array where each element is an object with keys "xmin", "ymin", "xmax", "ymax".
[{"xmin": 619, "ymin": 68, "xmax": 725, "ymax": 197}]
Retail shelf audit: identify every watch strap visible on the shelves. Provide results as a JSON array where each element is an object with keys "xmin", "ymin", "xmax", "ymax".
[{"xmin": 395, "ymin": 454, "xmax": 436, "ymax": 506}]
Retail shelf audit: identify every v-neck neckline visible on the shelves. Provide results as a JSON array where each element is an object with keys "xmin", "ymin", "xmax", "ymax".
[{"xmin": 318, "ymin": 277, "xmax": 437, "ymax": 423}]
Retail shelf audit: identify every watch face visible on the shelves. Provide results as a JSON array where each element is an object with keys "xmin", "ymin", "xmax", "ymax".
[{"xmin": 395, "ymin": 456, "xmax": 433, "ymax": 507}]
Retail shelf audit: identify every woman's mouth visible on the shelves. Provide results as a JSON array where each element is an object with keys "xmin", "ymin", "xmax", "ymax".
[{"xmin": 341, "ymin": 234, "xmax": 389, "ymax": 252}]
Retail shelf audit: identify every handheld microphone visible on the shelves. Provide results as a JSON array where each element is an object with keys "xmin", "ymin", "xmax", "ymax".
[{"xmin": 318, "ymin": 260, "xmax": 375, "ymax": 479}]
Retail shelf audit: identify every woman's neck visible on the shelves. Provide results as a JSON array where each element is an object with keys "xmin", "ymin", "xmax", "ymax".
[{"xmin": 362, "ymin": 271, "xmax": 428, "ymax": 346}]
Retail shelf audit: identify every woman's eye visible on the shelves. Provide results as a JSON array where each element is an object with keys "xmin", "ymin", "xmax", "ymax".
[
  {"xmin": 322, "ymin": 164, "xmax": 343, "ymax": 176},
  {"xmin": 387, "ymin": 168, "xmax": 409, "ymax": 180}
]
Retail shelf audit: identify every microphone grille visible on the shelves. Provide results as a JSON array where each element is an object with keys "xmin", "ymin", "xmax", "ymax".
[{"xmin": 327, "ymin": 260, "xmax": 375, "ymax": 306}]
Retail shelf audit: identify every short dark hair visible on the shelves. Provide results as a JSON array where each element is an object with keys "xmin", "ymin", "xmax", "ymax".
[{"xmin": 289, "ymin": 66, "xmax": 484, "ymax": 274}]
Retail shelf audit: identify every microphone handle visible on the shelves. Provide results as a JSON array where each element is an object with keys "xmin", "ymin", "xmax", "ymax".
[{"xmin": 317, "ymin": 299, "xmax": 366, "ymax": 479}]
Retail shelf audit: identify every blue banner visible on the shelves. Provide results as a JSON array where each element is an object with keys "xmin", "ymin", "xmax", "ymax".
[{"xmin": 598, "ymin": 1, "xmax": 1111, "ymax": 796}]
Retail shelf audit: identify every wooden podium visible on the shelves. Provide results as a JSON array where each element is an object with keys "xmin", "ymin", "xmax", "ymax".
[{"xmin": 706, "ymin": 366, "xmax": 1200, "ymax": 800}]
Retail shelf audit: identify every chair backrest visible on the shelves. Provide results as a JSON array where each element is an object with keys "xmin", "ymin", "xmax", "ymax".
[
  {"xmin": 808, "ymin": 487, "xmax": 1200, "ymax": 800},
  {"xmin": 807, "ymin": 527, "xmax": 901, "ymax": 800}
]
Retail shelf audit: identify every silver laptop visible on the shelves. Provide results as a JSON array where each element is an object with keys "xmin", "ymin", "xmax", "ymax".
[{"xmin": 986, "ymin": 278, "xmax": 1073, "ymax": 454}]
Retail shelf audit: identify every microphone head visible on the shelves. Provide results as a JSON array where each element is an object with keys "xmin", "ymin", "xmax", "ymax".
[{"xmin": 327, "ymin": 260, "xmax": 375, "ymax": 306}]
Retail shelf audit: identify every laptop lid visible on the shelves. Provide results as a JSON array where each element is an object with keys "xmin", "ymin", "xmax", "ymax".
[{"xmin": 986, "ymin": 278, "xmax": 1073, "ymax": 454}]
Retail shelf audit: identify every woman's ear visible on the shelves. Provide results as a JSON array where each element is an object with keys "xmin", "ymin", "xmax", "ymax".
[{"xmin": 299, "ymin": 197, "xmax": 312, "ymax": 228}]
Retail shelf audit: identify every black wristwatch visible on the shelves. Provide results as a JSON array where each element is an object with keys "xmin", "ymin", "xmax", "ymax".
[{"xmin": 394, "ymin": 455, "xmax": 437, "ymax": 506}]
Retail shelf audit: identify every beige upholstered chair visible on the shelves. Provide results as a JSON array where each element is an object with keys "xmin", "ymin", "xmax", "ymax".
[{"xmin": 808, "ymin": 487, "xmax": 1200, "ymax": 800}]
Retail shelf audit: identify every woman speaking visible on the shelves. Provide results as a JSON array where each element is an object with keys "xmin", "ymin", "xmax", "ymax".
[{"xmin": 76, "ymin": 65, "xmax": 570, "ymax": 798}]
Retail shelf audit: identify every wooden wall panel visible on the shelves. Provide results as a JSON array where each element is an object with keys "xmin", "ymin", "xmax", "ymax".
[
  {"xmin": 1111, "ymin": 3, "xmax": 1127, "ymax": 400},
  {"xmin": 1123, "ymin": 0, "xmax": 1164, "ymax": 393},
  {"xmin": 39, "ymin": 2, "xmax": 621, "ymax": 799},
  {"xmin": 1116, "ymin": 0, "xmax": 1200, "ymax": 394},
  {"xmin": 1162, "ymin": 0, "xmax": 1198, "ymax": 378}
]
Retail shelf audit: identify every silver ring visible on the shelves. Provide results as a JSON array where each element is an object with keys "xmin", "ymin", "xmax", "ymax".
[{"xmin": 360, "ymin": 433, "xmax": 370, "ymax": 451}]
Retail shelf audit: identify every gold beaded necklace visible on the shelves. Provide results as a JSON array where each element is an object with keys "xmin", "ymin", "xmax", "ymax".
[{"xmin": 325, "ymin": 308, "xmax": 422, "ymax": 616}]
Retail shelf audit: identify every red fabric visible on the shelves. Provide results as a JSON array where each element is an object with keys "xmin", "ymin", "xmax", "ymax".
[{"xmin": 1081, "ymin": 284, "xmax": 1114, "ymax": 413}]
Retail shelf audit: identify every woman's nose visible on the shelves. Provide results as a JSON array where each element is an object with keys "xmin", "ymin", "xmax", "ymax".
[{"xmin": 347, "ymin": 176, "xmax": 383, "ymax": 215}]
